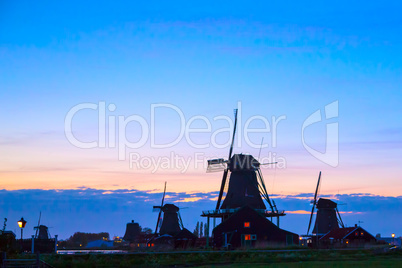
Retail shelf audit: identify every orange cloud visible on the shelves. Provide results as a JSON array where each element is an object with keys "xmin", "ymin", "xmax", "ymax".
[{"xmin": 286, "ymin": 210, "xmax": 311, "ymax": 214}]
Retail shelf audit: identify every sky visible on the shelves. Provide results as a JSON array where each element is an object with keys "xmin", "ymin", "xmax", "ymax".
[{"xmin": 0, "ymin": 1, "xmax": 401, "ymax": 239}]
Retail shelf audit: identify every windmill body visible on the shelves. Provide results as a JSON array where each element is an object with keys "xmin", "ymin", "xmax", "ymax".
[
  {"xmin": 312, "ymin": 198, "xmax": 340, "ymax": 235},
  {"xmin": 123, "ymin": 220, "xmax": 140, "ymax": 242},
  {"xmin": 159, "ymin": 204, "xmax": 182, "ymax": 236},
  {"xmin": 220, "ymin": 154, "xmax": 266, "ymax": 210},
  {"xmin": 35, "ymin": 225, "xmax": 50, "ymax": 239}
]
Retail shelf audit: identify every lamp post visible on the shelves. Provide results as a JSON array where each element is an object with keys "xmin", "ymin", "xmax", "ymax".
[
  {"xmin": 392, "ymin": 233, "xmax": 395, "ymax": 245},
  {"xmin": 17, "ymin": 217, "xmax": 27, "ymax": 240}
]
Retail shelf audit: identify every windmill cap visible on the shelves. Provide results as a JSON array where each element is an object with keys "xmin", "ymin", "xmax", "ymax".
[
  {"xmin": 229, "ymin": 154, "xmax": 260, "ymax": 171},
  {"xmin": 162, "ymin": 204, "xmax": 180, "ymax": 211},
  {"xmin": 317, "ymin": 198, "xmax": 337, "ymax": 208}
]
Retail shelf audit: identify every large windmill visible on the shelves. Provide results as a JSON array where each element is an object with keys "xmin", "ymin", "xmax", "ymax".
[
  {"xmin": 307, "ymin": 172, "xmax": 345, "ymax": 237},
  {"xmin": 202, "ymin": 109, "xmax": 300, "ymax": 248},
  {"xmin": 203, "ymin": 109, "xmax": 285, "ymax": 225}
]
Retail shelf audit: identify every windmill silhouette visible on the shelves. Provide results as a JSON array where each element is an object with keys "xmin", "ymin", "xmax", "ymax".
[
  {"xmin": 307, "ymin": 172, "xmax": 345, "ymax": 237},
  {"xmin": 149, "ymin": 182, "xmax": 196, "ymax": 247},
  {"xmin": 33, "ymin": 211, "xmax": 51, "ymax": 239},
  {"xmin": 152, "ymin": 182, "xmax": 187, "ymax": 236},
  {"xmin": 204, "ymin": 109, "xmax": 284, "ymax": 225}
]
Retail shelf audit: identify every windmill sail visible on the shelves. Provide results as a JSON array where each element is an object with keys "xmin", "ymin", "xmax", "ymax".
[
  {"xmin": 154, "ymin": 182, "xmax": 167, "ymax": 234},
  {"xmin": 215, "ymin": 109, "xmax": 238, "ymax": 210},
  {"xmin": 34, "ymin": 211, "xmax": 42, "ymax": 238},
  {"xmin": 307, "ymin": 171, "xmax": 321, "ymax": 235}
]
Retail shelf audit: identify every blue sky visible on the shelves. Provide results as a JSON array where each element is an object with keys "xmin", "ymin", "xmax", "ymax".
[{"xmin": 0, "ymin": 1, "xmax": 402, "ymax": 239}]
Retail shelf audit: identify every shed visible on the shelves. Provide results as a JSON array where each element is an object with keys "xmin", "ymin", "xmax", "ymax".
[{"xmin": 213, "ymin": 206, "xmax": 299, "ymax": 248}]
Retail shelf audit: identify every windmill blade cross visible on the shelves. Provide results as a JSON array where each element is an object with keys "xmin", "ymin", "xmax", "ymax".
[
  {"xmin": 336, "ymin": 207, "xmax": 345, "ymax": 228},
  {"xmin": 161, "ymin": 182, "xmax": 167, "ymax": 206},
  {"xmin": 307, "ymin": 171, "xmax": 321, "ymax": 235},
  {"xmin": 260, "ymin": 162, "xmax": 278, "ymax": 166},
  {"xmin": 258, "ymin": 137, "xmax": 264, "ymax": 160},
  {"xmin": 215, "ymin": 109, "xmax": 238, "ymax": 210},
  {"xmin": 256, "ymin": 168, "xmax": 274, "ymax": 212},
  {"xmin": 227, "ymin": 109, "xmax": 238, "ymax": 160},
  {"xmin": 178, "ymin": 211, "xmax": 184, "ymax": 229},
  {"xmin": 35, "ymin": 211, "xmax": 41, "ymax": 237},
  {"xmin": 152, "ymin": 206, "xmax": 162, "ymax": 212},
  {"xmin": 155, "ymin": 182, "xmax": 167, "ymax": 234},
  {"xmin": 216, "ymin": 169, "xmax": 228, "ymax": 210}
]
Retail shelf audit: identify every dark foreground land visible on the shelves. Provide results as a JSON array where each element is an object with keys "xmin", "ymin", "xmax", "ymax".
[{"xmin": 11, "ymin": 248, "xmax": 402, "ymax": 267}]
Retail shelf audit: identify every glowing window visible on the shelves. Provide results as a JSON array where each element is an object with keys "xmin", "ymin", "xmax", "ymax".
[
  {"xmin": 361, "ymin": 232, "xmax": 364, "ymax": 236},
  {"xmin": 245, "ymin": 235, "xmax": 251, "ymax": 241},
  {"xmin": 355, "ymin": 232, "xmax": 358, "ymax": 236},
  {"xmin": 244, "ymin": 222, "xmax": 250, "ymax": 228}
]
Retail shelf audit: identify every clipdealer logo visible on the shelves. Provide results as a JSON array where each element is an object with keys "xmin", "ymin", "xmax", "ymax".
[
  {"xmin": 64, "ymin": 100, "xmax": 339, "ymax": 169},
  {"xmin": 64, "ymin": 102, "xmax": 286, "ymax": 161},
  {"xmin": 302, "ymin": 101, "xmax": 339, "ymax": 167}
]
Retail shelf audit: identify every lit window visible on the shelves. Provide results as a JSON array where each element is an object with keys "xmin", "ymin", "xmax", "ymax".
[
  {"xmin": 361, "ymin": 232, "xmax": 364, "ymax": 236},
  {"xmin": 244, "ymin": 222, "xmax": 250, "ymax": 228},
  {"xmin": 355, "ymin": 232, "xmax": 358, "ymax": 236},
  {"xmin": 245, "ymin": 234, "xmax": 251, "ymax": 240}
]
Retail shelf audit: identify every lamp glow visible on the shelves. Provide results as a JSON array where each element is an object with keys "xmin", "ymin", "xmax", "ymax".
[
  {"xmin": 17, "ymin": 217, "xmax": 27, "ymax": 229},
  {"xmin": 17, "ymin": 217, "xmax": 27, "ymax": 241}
]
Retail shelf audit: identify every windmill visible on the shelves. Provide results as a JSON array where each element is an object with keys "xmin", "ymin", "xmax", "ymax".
[
  {"xmin": 149, "ymin": 182, "xmax": 197, "ymax": 248},
  {"xmin": 204, "ymin": 109, "xmax": 285, "ymax": 226},
  {"xmin": 123, "ymin": 220, "xmax": 141, "ymax": 242},
  {"xmin": 307, "ymin": 172, "xmax": 345, "ymax": 237},
  {"xmin": 33, "ymin": 211, "xmax": 51, "ymax": 239},
  {"xmin": 153, "ymin": 182, "xmax": 185, "ymax": 236}
]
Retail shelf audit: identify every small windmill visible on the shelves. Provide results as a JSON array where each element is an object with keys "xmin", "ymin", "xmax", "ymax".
[
  {"xmin": 153, "ymin": 182, "xmax": 185, "ymax": 236},
  {"xmin": 33, "ymin": 211, "xmax": 51, "ymax": 239},
  {"xmin": 307, "ymin": 172, "xmax": 344, "ymax": 236}
]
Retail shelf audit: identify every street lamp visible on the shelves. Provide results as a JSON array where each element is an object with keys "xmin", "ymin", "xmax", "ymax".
[
  {"xmin": 17, "ymin": 217, "xmax": 27, "ymax": 240},
  {"xmin": 392, "ymin": 233, "xmax": 395, "ymax": 245}
]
